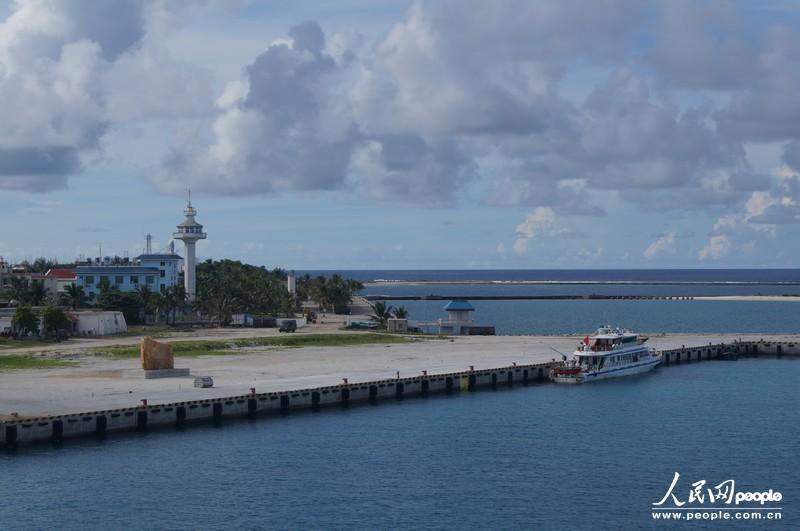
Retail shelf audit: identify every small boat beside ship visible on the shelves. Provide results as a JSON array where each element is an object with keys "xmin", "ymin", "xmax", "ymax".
[{"xmin": 550, "ymin": 326, "xmax": 661, "ymax": 383}]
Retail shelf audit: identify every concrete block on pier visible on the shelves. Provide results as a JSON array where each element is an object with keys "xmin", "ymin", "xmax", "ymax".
[
  {"xmin": 194, "ymin": 376, "xmax": 214, "ymax": 388},
  {"xmin": 143, "ymin": 368, "xmax": 191, "ymax": 379}
]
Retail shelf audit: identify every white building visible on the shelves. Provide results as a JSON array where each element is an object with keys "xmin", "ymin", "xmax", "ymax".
[
  {"xmin": 68, "ymin": 311, "xmax": 127, "ymax": 335},
  {"xmin": 173, "ymin": 196, "xmax": 206, "ymax": 301},
  {"xmin": 44, "ymin": 268, "xmax": 77, "ymax": 294},
  {"xmin": 411, "ymin": 300, "xmax": 495, "ymax": 335}
]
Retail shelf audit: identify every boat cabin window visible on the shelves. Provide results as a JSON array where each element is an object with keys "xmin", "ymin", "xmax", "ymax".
[{"xmin": 594, "ymin": 339, "xmax": 612, "ymax": 351}]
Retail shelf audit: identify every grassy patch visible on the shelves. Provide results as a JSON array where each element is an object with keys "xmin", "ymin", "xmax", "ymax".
[
  {"xmin": 122, "ymin": 325, "xmax": 177, "ymax": 338},
  {"xmin": 230, "ymin": 333, "xmax": 413, "ymax": 349},
  {"xmin": 91, "ymin": 333, "xmax": 415, "ymax": 359},
  {"xmin": 0, "ymin": 337, "xmax": 53, "ymax": 350},
  {"xmin": 0, "ymin": 356, "xmax": 77, "ymax": 370}
]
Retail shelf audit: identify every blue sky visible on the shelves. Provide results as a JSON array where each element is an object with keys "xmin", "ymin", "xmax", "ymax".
[{"xmin": 1, "ymin": 1, "xmax": 799, "ymax": 269}]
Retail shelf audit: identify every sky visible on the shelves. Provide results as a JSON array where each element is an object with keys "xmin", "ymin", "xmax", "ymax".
[{"xmin": 1, "ymin": 0, "xmax": 800, "ymax": 270}]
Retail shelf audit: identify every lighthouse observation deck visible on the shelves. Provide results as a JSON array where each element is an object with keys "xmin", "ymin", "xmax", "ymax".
[{"xmin": 173, "ymin": 203, "xmax": 207, "ymax": 241}]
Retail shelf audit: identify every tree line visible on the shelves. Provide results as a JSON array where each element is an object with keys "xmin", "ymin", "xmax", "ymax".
[
  {"xmin": 3, "ymin": 259, "xmax": 365, "ymax": 334},
  {"xmin": 194, "ymin": 260, "xmax": 364, "ymax": 324}
]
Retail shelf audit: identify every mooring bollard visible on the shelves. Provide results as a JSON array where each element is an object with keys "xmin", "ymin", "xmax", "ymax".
[
  {"xmin": 250, "ymin": 387, "xmax": 256, "ymax": 395},
  {"xmin": 140, "ymin": 399, "xmax": 148, "ymax": 407}
]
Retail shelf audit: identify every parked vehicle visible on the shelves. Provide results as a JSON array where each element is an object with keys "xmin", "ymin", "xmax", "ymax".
[{"xmin": 279, "ymin": 320, "xmax": 297, "ymax": 333}]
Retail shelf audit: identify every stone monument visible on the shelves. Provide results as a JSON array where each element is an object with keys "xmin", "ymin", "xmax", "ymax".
[{"xmin": 140, "ymin": 336, "xmax": 190, "ymax": 378}]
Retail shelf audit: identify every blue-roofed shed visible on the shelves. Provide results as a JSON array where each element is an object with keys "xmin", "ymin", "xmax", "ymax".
[
  {"xmin": 410, "ymin": 299, "xmax": 494, "ymax": 336},
  {"xmin": 443, "ymin": 300, "xmax": 474, "ymax": 312},
  {"xmin": 444, "ymin": 299, "xmax": 475, "ymax": 325}
]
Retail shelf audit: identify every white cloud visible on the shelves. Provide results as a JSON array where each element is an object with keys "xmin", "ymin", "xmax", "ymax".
[
  {"xmin": 1, "ymin": 0, "xmax": 799, "ymax": 273},
  {"xmin": 513, "ymin": 207, "xmax": 564, "ymax": 255},
  {"xmin": 698, "ymin": 234, "xmax": 731, "ymax": 260},
  {"xmin": 643, "ymin": 232, "xmax": 676, "ymax": 259},
  {"xmin": 0, "ymin": 0, "xmax": 213, "ymax": 192},
  {"xmin": 713, "ymin": 215, "xmax": 738, "ymax": 231}
]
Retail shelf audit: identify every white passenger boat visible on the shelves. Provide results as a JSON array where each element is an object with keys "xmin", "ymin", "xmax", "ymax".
[{"xmin": 550, "ymin": 326, "xmax": 661, "ymax": 383}]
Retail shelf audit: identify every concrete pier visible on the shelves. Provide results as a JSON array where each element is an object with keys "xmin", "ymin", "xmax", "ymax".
[
  {"xmin": 2, "ymin": 360, "xmax": 553, "ymax": 448},
  {"xmin": 2, "ymin": 338, "xmax": 799, "ymax": 448}
]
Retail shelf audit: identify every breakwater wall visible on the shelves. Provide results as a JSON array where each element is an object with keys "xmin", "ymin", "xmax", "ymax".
[
  {"xmin": 659, "ymin": 339, "xmax": 799, "ymax": 364},
  {"xmin": 3, "ymin": 340, "xmax": 799, "ymax": 449}
]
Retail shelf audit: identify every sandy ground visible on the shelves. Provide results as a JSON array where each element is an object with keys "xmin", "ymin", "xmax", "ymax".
[{"xmin": 2, "ymin": 328, "xmax": 798, "ymax": 418}]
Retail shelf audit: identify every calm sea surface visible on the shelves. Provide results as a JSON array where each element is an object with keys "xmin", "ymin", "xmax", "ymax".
[
  {"xmin": 1, "ymin": 359, "xmax": 797, "ymax": 530},
  {"xmin": 324, "ymin": 270, "xmax": 800, "ymax": 334},
  {"xmin": 303, "ymin": 268, "xmax": 800, "ymax": 285}
]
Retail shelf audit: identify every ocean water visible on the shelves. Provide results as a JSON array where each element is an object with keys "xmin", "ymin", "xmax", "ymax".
[
  {"xmin": 1, "ymin": 358, "xmax": 797, "ymax": 530},
  {"xmin": 371, "ymin": 299, "xmax": 800, "ymax": 335},
  {"xmin": 303, "ymin": 268, "xmax": 800, "ymax": 284},
  {"xmin": 331, "ymin": 269, "xmax": 800, "ymax": 334}
]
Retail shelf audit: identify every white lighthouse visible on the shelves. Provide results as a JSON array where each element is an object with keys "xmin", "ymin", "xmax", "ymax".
[{"xmin": 172, "ymin": 194, "xmax": 206, "ymax": 301}]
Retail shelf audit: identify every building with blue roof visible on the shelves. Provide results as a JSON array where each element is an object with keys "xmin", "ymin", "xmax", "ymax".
[
  {"xmin": 75, "ymin": 266, "xmax": 161, "ymax": 299},
  {"xmin": 443, "ymin": 300, "xmax": 475, "ymax": 325},
  {"xmin": 137, "ymin": 253, "xmax": 182, "ymax": 291},
  {"xmin": 410, "ymin": 299, "xmax": 494, "ymax": 336},
  {"xmin": 74, "ymin": 252, "xmax": 182, "ymax": 300}
]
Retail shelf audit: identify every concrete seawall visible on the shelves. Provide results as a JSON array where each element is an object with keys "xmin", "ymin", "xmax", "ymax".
[{"xmin": 3, "ymin": 340, "xmax": 799, "ymax": 449}]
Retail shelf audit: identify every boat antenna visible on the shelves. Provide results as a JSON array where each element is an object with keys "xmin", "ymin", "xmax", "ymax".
[{"xmin": 549, "ymin": 347, "xmax": 568, "ymax": 361}]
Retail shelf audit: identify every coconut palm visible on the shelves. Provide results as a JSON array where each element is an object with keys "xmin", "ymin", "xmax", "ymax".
[
  {"xmin": 369, "ymin": 301, "xmax": 394, "ymax": 328},
  {"xmin": 29, "ymin": 280, "xmax": 47, "ymax": 306},
  {"xmin": 6, "ymin": 276, "xmax": 29, "ymax": 303},
  {"xmin": 96, "ymin": 277, "xmax": 113, "ymax": 295},
  {"xmin": 135, "ymin": 285, "xmax": 155, "ymax": 322},
  {"xmin": 63, "ymin": 283, "xmax": 88, "ymax": 310},
  {"xmin": 163, "ymin": 285, "xmax": 186, "ymax": 325},
  {"xmin": 393, "ymin": 306, "xmax": 409, "ymax": 319}
]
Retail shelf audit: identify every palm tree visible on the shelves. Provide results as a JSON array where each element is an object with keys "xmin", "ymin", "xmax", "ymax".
[
  {"xmin": 64, "ymin": 283, "xmax": 87, "ymax": 310},
  {"xmin": 151, "ymin": 292, "xmax": 167, "ymax": 323},
  {"xmin": 6, "ymin": 276, "xmax": 29, "ymax": 303},
  {"xmin": 135, "ymin": 285, "xmax": 154, "ymax": 322},
  {"xmin": 29, "ymin": 280, "xmax": 47, "ymax": 306},
  {"xmin": 369, "ymin": 301, "xmax": 394, "ymax": 328},
  {"xmin": 309, "ymin": 276, "xmax": 329, "ymax": 310},
  {"xmin": 97, "ymin": 277, "xmax": 113, "ymax": 295},
  {"xmin": 164, "ymin": 285, "xmax": 186, "ymax": 325},
  {"xmin": 393, "ymin": 306, "xmax": 409, "ymax": 319}
]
